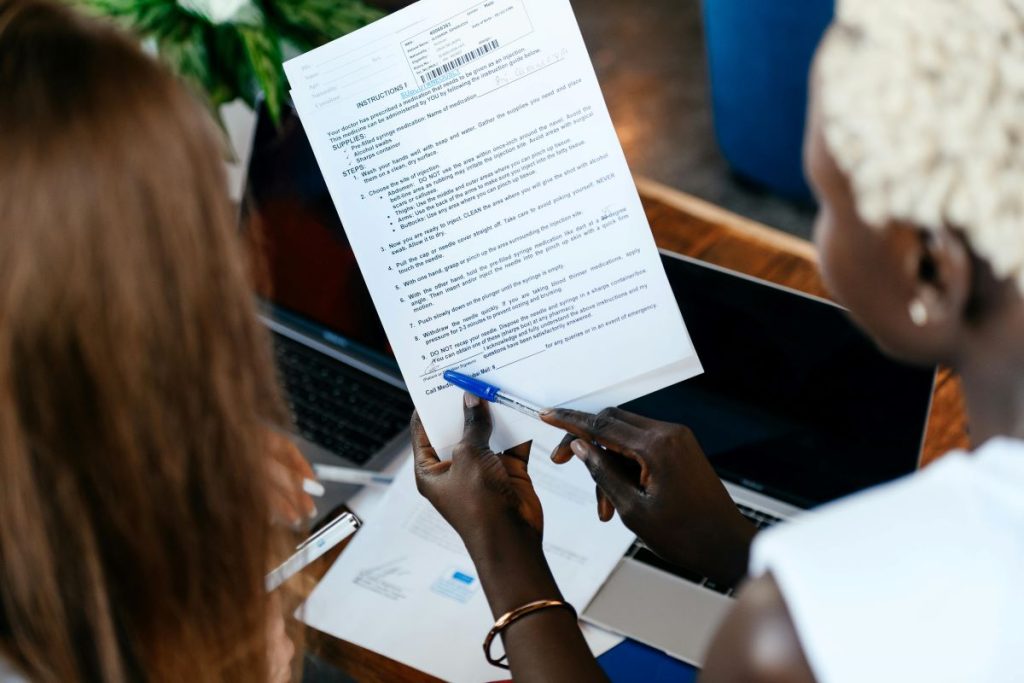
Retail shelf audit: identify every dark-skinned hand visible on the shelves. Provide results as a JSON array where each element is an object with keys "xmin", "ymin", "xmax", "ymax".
[
  {"xmin": 414, "ymin": 395, "xmax": 614, "ymax": 683},
  {"xmin": 542, "ymin": 407, "xmax": 757, "ymax": 586},
  {"xmin": 412, "ymin": 393, "xmax": 542, "ymax": 553}
]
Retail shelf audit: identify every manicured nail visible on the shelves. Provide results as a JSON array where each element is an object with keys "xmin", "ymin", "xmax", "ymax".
[
  {"xmin": 464, "ymin": 392, "xmax": 480, "ymax": 407},
  {"xmin": 570, "ymin": 440, "xmax": 587, "ymax": 457},
  {"xmin": 308, "ymin": 504, "xmax": 318, "ymax": 519},
  {"xmin": 303, "ymin": 479, "xmax": 325, "ymax": 497}
]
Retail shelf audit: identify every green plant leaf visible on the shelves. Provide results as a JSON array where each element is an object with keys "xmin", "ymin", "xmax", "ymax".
[
  {"xmin": 78, "ymin": 0, "xmax": 386, "ymax": 128},
  {"xmin": 261, "ymin": 0, "xmax": 383, "ymax": 49},
  {"xmin": 237, "ymin": 26, "xmax": 286, "ymax": 123},
  {"xmin": 77, "ymin": 0, "xmax": 192, "ymax": 38}
]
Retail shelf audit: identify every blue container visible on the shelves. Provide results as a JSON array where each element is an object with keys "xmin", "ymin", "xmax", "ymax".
[{"xmin": 702, "ymin": 0, "xmax": 834, "ymax": 202}]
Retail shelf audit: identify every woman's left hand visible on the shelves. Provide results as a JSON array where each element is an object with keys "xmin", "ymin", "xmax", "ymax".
[
  {"xmin": 412, "ymin": 393, "xmax": 542, "ymax": 552},
  {"xmin": 413, "ymin": 395, "xmax": 613, "ymax": 683}
]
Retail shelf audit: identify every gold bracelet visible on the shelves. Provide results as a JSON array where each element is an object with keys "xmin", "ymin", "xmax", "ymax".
[{"xmin": 483, "ymin": 598, "xmax": 577, "ymax": 669}]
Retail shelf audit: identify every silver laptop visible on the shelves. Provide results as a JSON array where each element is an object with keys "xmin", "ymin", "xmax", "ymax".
[
  {"xmin": 241, "ymin": 102, "xmax": 412, "ymax": 520},
  {"xmin": 581, "ymin": 252, "xmax": 935, "ymax": 666}
]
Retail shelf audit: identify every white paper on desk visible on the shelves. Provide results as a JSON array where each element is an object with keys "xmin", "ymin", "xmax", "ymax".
[
  {"xmin": 284, "ymin": 0, "xmax": 701, "ymax": 455},
  {"xmin": 336, "ymin": 446, "xmax": 627, "ymax": 660},
  {"xmin": 299, "ymin": 451, "xmax": 635, "ymax": 682}
]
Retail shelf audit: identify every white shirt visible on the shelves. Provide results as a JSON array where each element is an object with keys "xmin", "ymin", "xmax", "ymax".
[
  {"xmin": 750, "ymin": 438, "xmax": 1024, "ymax": 683},
  {"xmin": 0, "ymin": 657, "xmax": 26, "ymax": 683}
]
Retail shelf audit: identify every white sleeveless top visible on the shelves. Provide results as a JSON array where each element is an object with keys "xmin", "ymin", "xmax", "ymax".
[
  {"xmin": 750, "ymin": 437, "xmax": 1024, "ymax": 683},
  {"xmin": 0, "ymin": 657, "xmax": 25, "ymax": 683}
]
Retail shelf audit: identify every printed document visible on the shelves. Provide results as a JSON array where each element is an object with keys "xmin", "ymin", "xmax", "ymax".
[
  {"xmin": 300, "ymin": 451, "xmax": 635, "ymax": 682},
  {"xmin": 284, "ymin": 0, "xmax": 702, "ymax": 454}
]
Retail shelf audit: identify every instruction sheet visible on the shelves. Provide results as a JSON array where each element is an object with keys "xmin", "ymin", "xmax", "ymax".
[{"xmin": 285, "ymin": 0, "xmax": 701, "ymax": 454}]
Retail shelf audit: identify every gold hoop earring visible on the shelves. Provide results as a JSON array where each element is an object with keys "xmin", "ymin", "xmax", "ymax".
[{"xmin": 909, "ymin": 298, "xmax": 929, "ymax": 327}]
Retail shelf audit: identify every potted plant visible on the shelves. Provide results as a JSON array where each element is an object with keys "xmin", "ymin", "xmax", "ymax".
[
  {"xmin": 78, "ymin": 0, "xmax": 388, "ymax": 195},
  {"xmin": 80, "ymin": 0, "xmax": 386, "ymax": 126}
]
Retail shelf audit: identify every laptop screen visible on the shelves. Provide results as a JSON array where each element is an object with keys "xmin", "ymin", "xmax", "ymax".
[
  {"xmin": 623, "ymin": 255, "xmax": 935, "ymax": 509},
  {"xmin": 241, "ymin": 102, "xmax": 397, "ymax": 371}
]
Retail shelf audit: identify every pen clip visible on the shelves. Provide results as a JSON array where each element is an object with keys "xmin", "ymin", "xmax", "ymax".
[{"xmin": 296, "ymin": 512, "xmax": 361, "ymax": 552}]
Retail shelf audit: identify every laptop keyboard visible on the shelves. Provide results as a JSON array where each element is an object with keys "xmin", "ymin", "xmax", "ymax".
[
  {"xmin": 736, "ymin": 503, "xmax": 782, "ymax": 530},
  {"xmin": 273, "ymin": 332, "xmax": 414, "ymax": 465},
  {"xmin": 629, "ymin": 504, "xmax": 782, "ymax": 596}
]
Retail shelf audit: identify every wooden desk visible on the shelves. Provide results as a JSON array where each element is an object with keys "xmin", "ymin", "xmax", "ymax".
[{"xmin": 305, "ymin": 178, "xmax": 969, "ymax": 681}]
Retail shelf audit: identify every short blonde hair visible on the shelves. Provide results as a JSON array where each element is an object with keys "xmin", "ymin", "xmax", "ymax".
[{"xmin": 818, "ymin": 0, "xmax": 1024, "ymax": 289}]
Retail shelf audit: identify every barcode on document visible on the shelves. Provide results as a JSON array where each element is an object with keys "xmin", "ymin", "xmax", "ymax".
[{"xmin": 421, "ymin": 40, "xmax": 500, "ymax": 83}]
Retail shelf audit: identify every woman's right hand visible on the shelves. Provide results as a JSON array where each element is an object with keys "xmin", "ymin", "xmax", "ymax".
[
  {"xmin": 542, "ymin": 407, "xmax": 757, "ymax": 586},
  {"xmin": 265, "ymin": 431, "xmax": 317, "ymax": 527}
]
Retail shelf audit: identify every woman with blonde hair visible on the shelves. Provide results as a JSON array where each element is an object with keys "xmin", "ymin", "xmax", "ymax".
[
  {"xmin": 412, "ymin": 0, "xmax": 1024, "ymax": 680},
  {"xmin": 0, "ymin": 1, "xmax": 312, "ymax": 680}
]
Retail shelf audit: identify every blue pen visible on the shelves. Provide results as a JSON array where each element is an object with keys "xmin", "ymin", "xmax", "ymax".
[{"xmin": 443, "ymin": 370, "xmax": 545, "ymax": 420}]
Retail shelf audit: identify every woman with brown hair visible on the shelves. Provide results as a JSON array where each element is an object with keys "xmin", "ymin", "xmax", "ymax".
[{"xmin": 0, "ymin": 0, "xmax": 312, "ymax": 680}]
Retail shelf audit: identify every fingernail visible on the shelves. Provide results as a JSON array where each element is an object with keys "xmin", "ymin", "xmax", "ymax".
[
  {"xmin": 303, "ymin": 479, "xmax": 325, "ymax": 497},
  {"xmin": 539, "ymin": 408, "xmax": 553, "ymax": 416},
  {"xmin": 308, "ymin": 504, "xmax": 318, "ymax": 519},
  {"xmin": 570, "ymin": 440, "xmax": 587, "ymax": 457},
  {"xmin": 464, "ymin": 392, "xmax": 480, "ymax": 407}
]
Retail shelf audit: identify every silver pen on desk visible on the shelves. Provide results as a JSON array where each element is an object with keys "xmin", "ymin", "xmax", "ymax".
[{"xmin": 313, "ymin": 464, "xmax": 395, "ymax": 487}]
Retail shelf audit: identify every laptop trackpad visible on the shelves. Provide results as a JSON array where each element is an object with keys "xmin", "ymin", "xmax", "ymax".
[{"xmin": 581, "ymin": 558, "xmax": 732, "ymax": 667}]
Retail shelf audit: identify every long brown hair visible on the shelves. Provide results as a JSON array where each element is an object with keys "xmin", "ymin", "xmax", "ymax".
[{"xmin": 0, "ymin": 1, "xmax": 290, "ymax": 679}]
